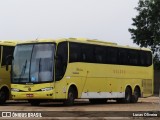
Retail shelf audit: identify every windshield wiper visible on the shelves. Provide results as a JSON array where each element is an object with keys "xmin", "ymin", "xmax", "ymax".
[
  {"xmin": 19, "ymin": 59, "xmax": 27, "ymax": 82},
  {"xmin": 39, "ymin": 58, "xmax": 41, "ymax": 73}
]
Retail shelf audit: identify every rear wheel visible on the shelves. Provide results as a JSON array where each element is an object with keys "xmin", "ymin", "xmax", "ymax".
[
  {"xmin": 117, "ymin": 87, "xmax": 132, "ymax": 103},
  {"xmin": 0, "ymin": 90, "xmax": 8, "ymax": 105},
  {"xmin": 131, "ymin": 87, "xmax": 140, "ymax": 103},
  {"xmin": 124, "ymin": 87, "xmax": 132, "ymax": 103},
  {"xmin": 63, "ymin": 88, "xmax": 75, "ymax": 106},
  {"xmin": 29, "ymin": 100, "xmax": 40, "ymax": 106}
]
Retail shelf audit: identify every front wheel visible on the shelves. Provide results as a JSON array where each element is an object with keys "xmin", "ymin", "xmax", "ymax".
[
  {"xmin": 0, "ymin": 90, "xmax": 8, "ymax": 105},
  {"xmin": 63, "ymin": 88, "xmax": 75, "ymax": 106}
]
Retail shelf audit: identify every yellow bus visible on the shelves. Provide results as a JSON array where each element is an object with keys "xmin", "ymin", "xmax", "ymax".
[
  {"xmin": 0, "ymin": 40, "xmax": 17, "ymax": 105},
  {"xmin": 11, "ymin": 38, "xmax": 153, "ymax": 106}
]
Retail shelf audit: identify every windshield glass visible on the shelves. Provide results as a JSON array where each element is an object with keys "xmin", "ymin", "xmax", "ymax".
[
  {"xmin": 12, "ymin": 43, "xmax": 55, "ymax": 83},
  {"xmin": 12, "ymin": 45, "xmax": 33, "ymax": 83}
]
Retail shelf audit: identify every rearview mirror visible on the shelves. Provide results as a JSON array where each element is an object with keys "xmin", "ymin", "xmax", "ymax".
[{"xmin": 6, "ymin": 55, "xmax": 14, "ymax": 71}]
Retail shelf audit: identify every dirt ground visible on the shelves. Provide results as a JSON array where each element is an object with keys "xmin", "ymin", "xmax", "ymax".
[{"xmin": 0, "ymin": 96, "xmax": 160, "ymax": 119}]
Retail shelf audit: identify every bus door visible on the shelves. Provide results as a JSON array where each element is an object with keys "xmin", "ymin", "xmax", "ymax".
[{"xmin": 54, "ymin": 42, "xmax": 68, "ymax": 99}]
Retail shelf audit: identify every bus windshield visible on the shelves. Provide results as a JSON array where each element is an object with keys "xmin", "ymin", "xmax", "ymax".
[{"xmin": 12, "ymin": 43, "xmax": 55, "ymax": 84}]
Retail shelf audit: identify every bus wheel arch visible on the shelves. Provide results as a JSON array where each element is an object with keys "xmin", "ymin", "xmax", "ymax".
[
  {"xmin": 0, "ymin": 86, "xmax": 10, "ymax": 105},
  {"xmin": 131, "ymin": 85, "xmax": 141, "ymax": 103},
  {"xmin": 64, "ymin": 84, "xmax": 78, "ymax": 106}
]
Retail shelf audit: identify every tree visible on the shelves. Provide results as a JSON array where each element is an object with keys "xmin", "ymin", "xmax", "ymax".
[
  {"xmin": 154, "ymin": 54, "xmax": 160, "ymax": 70},
  {"xmin": 129, "ymin": 0, "xmax": 160, "ymax": 69}
]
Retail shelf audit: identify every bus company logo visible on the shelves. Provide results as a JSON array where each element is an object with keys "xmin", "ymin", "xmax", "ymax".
[
  {"xmin": 28, "ymin": 87, "xmax": 31, "ymax": 91},
  {"xmin": 2, "ymin": 112, "xmax": 11, "ymax": 117}
]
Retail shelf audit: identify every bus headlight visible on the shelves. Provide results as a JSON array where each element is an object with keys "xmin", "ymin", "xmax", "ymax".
[
  {"xmin": 11, "ymin": 88, "xmax": 20, "ymax": 92},
  {"xmin": 41, "ymin": 87, "xmax": 53, "ymax": 91}
]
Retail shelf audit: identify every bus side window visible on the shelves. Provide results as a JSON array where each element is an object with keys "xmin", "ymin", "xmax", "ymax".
[
  {"xmin": 95, "ymin": 46, "xmax": 106, "ymax": 64},
  {"xmin": 81, "ymin": 44, "xmax": 94, "ymax": 63},
  {"xmin": 128, "ymin": 50, "xmax": 139, "ymax": 66},
  {"xmin": 118, "ymin": 48, "xmax": 128, "ymax": 65},
  {"xmin": 107, "ymin": 47, "xmax": 117, "ymax": 64},
  {"xmin": 140, "ymin": 51, "xmax": 152, "ymax": 66},
  {"xmin": 140, "ymin": 51, "xmax": 147, "ymax": 66},
  {"xmin": 146, "ymin": 52, "xmax": 152, "ymax": 66},
  {"xmin": 69, "ymin": 42, "xmax": 82, "ymax": 62},
  {"xmin": 55, "ymin": 42, "xmax": 68, "ymax": 81},
  {"xmin": 2, "ymin": 46, "xmax": 14, "ymax": 66}
]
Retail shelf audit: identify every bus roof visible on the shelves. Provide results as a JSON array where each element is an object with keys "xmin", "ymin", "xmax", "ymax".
[
  {"xmin": 17, "ymin": 38, "xmax": 151, "ymax": 51},
  {"xmin": 0, "ymin": 40, "xmax": 19, "ymax": 46}
]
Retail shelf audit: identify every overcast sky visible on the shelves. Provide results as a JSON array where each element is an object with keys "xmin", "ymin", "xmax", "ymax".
[{"xmin": 0, "ymin": 0, "xmax": 139, "ymax": 46}]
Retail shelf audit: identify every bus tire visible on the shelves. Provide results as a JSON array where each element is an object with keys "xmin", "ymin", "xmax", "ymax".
[
  {"xmin": 0, "ymin": 90, "xmax": 7, "ymax": 105},
  {"xmin": 63, "ymin": 88, "xmax": 75, "ymax": 106},
  {"xmin": 29, "ymin": 100, "xmax": 40, "ymax": 106},
  {"xmin": 131, "ymin": 87, "xmax": 140, "ymax": 103},
  {"xmin": 124, "ymin": 87, "xmax": 132, "ymax": 103}
]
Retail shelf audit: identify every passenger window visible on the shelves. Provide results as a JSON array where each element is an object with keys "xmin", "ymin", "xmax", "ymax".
[
  {"xmin": 55, "ymin": 42, "xmax": 68, "ymax": 81},
  {"xmin": 95, "ymin": 46, "xmax": 107, "ymax": 63},
  {"xmin": 2, "ymin": 46, "xmax": 14, "ymax": 66},
  {"xmin": 69, "ymin": 42, "xmax": 82, "ymax": 62},
  {"xmin": 107, "ymin": 47, "xmax": 117, "ymax": 64},
  {"xmin": 146, "ymin": 52, "xmax": 152, "ymax": 66},
  {"xmin": 81, "ymin": 44, "xmax": 94, "ymax": 63},
  {"xmin": 128, "ymin": 50, "xmax": 139, "ymax": 66},
  {"xmin": 118, "ymin": 49, "xmax": 128, "ymax": 65},
  {"xmin": 140, "ymin": 51, "xmax": 152, "ymax": 66}
]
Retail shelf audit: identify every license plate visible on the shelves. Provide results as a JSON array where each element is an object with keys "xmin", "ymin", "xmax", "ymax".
[{"xmin": 26, "ymin": 94, "xmax": 34, "ymax": 97}]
